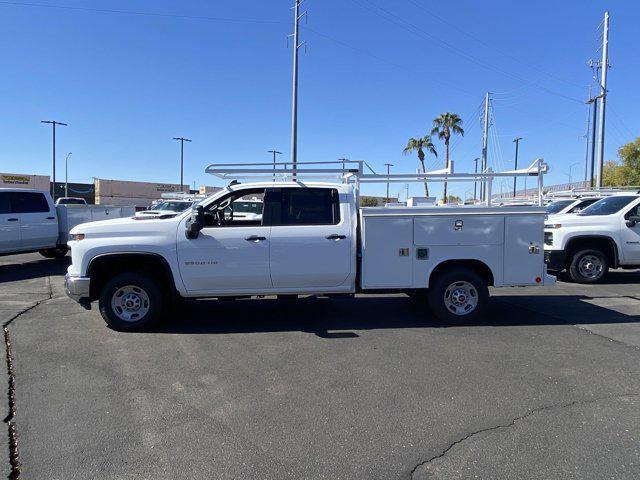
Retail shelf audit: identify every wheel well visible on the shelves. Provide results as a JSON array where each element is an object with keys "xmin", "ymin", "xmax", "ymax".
[
  {"xmin": 565, "ymin": 236, "xmax": 618, "ymax": 268},
  {"xmin": 428, "ymin": 260, "xmax": 494, "ymax": 287},
  {"xmin": 87, "ymin": 253, "xmax": 176, "ymax": 300}
]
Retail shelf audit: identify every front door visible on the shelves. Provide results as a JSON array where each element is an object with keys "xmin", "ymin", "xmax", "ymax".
[
  {"xmin": 268, "ymin": 187, "xmax": 352, "ymax": 289},
  {"xmin": 0, "ymin": 192, "xmax": 20, "ymax": 253},
  {"xmin": 621, "ymin": 201, "xmax": 640, "ymax": 262},
  {"xmin": 177, "ymin": 188, "xmax": 272, "ymax": 294},
  {"xmin": 9, "ymin": 191, "xmax": 58, "ymax": 250}
]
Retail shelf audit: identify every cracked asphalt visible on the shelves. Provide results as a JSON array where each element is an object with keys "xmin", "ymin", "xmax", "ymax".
[{"xmin": 1, "ymin": 252, "xmax": 640, "ymax": 479}]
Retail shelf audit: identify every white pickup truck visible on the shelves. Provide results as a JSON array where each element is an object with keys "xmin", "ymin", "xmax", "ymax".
[
  {"xmin": 65, "ymin": 177, "xmax": 555, "ymax": 330},
  {"xmin": 544, "ymin": 192, "xmax": 640, "ymax": 283},
  {"xmin": 0, "ymin": 188, "xmax": 134, "ymax": 258}
]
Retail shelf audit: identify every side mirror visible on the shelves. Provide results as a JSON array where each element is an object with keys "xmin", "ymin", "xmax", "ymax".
[
  {"xmin": 625, "ymin": 215, "xmax": 640, "ymax": 228},
  {"xmin": 186, "ymin": 205, "xmax": 205, "ymax": 239}
]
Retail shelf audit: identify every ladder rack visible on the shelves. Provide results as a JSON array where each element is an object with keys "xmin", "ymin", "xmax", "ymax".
[{"xmin": 204, "ymin": 158, "xmax": 549, "ymax": 206}]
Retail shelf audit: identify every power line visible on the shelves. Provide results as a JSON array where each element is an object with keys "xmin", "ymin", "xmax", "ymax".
[
  {"xmin": 403, "ymin": 0, "xmax": 586, "ymax": 89},
  {"xmin": 0, "ymin": 1, "xmax": 288, "ymax": 24},
  {"xmin": 349, "ymin": 0, "xmax": 584, "ymax": 105}
]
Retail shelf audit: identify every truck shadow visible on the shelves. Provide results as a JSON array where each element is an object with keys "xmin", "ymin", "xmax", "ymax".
[
  {"xmin": 0, "ymin": 256, "xmax": 70, "ymax": 283},
  {"xmin": 150, "ymin": 294, "xmax": 640, "ymax": 336},
  {"xmin": 556, "ymin": 269, "xmax": 640, "ymax": 285}
]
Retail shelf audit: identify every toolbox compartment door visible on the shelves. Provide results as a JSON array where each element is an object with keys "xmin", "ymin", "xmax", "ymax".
[
  {"xmin": 361, "ymin": 216, "xmax": 413, "ymax": 288},
  {"xmin": 413, "ymin": 215, "xmax": 504, "ymax": 246}
]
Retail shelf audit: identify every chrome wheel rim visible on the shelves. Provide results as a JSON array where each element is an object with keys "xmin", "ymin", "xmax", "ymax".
[
  {"xmin": 111, "ymin": 285, "xmax": 150, "ymax": 322},
  {"xmin": 577, "ymin": 254, "xmax": 603, "ymax": 280},
  {"xmin": 444, "ymin": 281, "xmax": 478, "ymax": 316}
]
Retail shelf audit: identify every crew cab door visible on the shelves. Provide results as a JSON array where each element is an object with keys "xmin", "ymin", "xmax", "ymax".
[
  {"xmin": 0, "ymin": 192, "xmax": 21, "ymax": 253},
  {"xmin": 621, "ymin": 201, "xmax": 640, "ymax": 262},
  {"xmin": 268, "ymin": 187, "xmax": 352, "ymax": 288},
  {"xmin": 177, "ymin": 188, "xmax": 272, "ymax": 293}
]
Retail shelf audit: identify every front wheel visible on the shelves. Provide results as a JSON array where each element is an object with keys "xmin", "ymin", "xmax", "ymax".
[
  {"xmin": 427, "ymin": 268, "xmax": 489, "ymax": 323},
  {"xmin": 568, "ymin": 249, "xmax": 608, "ymax": 283},
  {"xmin": 98, "ymin": 272, "xmax": 163, "ymax": 330}
]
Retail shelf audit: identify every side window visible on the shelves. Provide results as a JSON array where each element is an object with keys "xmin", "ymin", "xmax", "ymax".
[
  {"xmin": 568, "ymin": 199, "xmax": 595, "ymax": 213},
  {"xmin": 273, "ymin": 188, "xmax": 340, "ymax": 226},
  {"xmin": 0, "ymin": 193, "xmax": 10, "ymax": 214},
  {"xmin": 624, "ymin": 203, "xmax": 640, "ymax": 220},
  {"xmin": 10, "ymin": 192, "xmax": 50, "ymax": 213},
  {"xmin": 203, "ymin": 189, "xmax": 266, "ymax": 227}
]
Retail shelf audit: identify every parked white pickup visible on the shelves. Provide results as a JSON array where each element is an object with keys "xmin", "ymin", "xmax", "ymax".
[
  {"xmin": 65, "ymin": 181, "xmax": 554, "ymax": 330},
  {"xmin": 544, "ymin": 192, "xmax": 640, "ymax": 283},
  {"xmin": 0, "ymin": 188, "xmax": 134, "ymax": 258}
]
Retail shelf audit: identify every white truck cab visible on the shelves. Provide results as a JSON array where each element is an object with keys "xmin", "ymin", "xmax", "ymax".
[
  {"xmin": 544, "ymin": 192, "xmax": 640, "ymax": 282},
  {"xmin": 65, "ymin": 164, "xmax": 554, "ymax": 331}
]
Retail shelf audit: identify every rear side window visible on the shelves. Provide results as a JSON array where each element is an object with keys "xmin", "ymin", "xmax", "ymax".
[
  {"xmin": 0, "ymin": 193, "xmax": 10, "ymax": 214},
  {"xmin": 271, "ymin": 188, "xmax": 340, "ymax": 226},
  {"xmin": 10, "ymin": 192, "xmax": 50, "ymax": 213}
]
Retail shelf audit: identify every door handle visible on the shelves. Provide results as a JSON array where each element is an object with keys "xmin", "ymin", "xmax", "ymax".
[
  {"xmin": 7, "ymin": 218, "xmax": 18, "ymax": 222},
  {"xmin": 325, "ymin": 234, "xmax": 346, "ymax": 240},
  {"xmin": 46, "ymin": 216, "xmax": 55, "ymax": 220},
  {"xmin": 245, "ymin": 235, "xmax": 266, "ymax": 242}
]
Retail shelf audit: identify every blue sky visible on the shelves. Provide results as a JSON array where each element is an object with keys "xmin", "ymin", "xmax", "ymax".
[{"xmin": 0, "ymin": 0, "xmax": 637, "ymax": 199}]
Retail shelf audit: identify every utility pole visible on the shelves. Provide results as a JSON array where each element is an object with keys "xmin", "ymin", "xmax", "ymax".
[
  {"xmin": 268, "ymin": 149, "xmax": 282, "ymax": 181},
  {"xmin": 566, "ymin": 161, "xmax": 579, "ymax": 186},
  {"xmin": 473, "ymin": 157, "xmax": 479, "ymax": 200},
  {"xmin": 384, "ymin": 163, "xmax": 393, "ymax": 201},
  {"xmin": 587, "ymin": 95, "xmax": 600, "ymax": 188},
  {"xmin": 64, "ymin": 152, "xmax": 72, "ymax": 197},
  {"xmin": 480, "ymin": 92, "xmax": 490, "ymax": 202},
  {"xmin": 582, "ymin": 86, "xmax": 592, "ymax": 183},
  {"xmin": 512, "ymin": 137, "xmax": 522, "ymax": 197},
  {"xmin": 173, "ymin": 137, "xmax": 192, "ymax": 192},
  {"xmin": 596, "ymin": 11, "xmax": 610, "ymax": 188},
  {"xmin": 41, "ymin": 120, "xmax": 68, "ymax": 201},
  {"xmin": 289, "ymin": 0, "xmax": 307, "ymax": 177}
]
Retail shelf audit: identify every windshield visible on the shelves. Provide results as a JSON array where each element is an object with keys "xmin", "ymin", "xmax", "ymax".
[
  {"xmin": 578, "ymin": 196, "xmax": 637, "ymax": 216},
  {"xmin": 233, "ymin": 201, "xmax": 263, "ymax": 214},
  {"xmin": 546, "ymin": 200, "xmax": 574, "ymax": 214},
  {"xmin": 151, "ymin": 201, "xmax": 192, "ymax": 212}
]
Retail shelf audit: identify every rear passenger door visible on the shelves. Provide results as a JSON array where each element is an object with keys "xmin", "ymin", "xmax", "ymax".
[
  {"xmin": 268, "ymin": 187, "xmax": 352, "ymax": 289},
  {"xmin": 0, "ymin": 192, "xmax": 20, "ymax": 253},
  {"xmin": 9, "ymin": 192, "xmax": 58, "ymax": 250}
]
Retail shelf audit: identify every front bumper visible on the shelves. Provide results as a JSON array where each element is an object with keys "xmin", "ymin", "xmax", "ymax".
[
  {"xmin": 544, "ymin": 250, "xmax": 566, "ymax": 272},
  {"xmin": 64, "ymin": 273, "xmax": 91, "ymax": 304}
]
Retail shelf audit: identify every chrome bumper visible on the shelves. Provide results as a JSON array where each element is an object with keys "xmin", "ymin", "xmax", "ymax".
[{"xmin": 64, "ymin": 273, "xmax": 91, "ymax": 303}]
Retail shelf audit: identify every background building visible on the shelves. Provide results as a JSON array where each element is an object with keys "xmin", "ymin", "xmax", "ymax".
[{"xmin": 1, "ymin": 172, "xmax": 50, "ymax": 191}]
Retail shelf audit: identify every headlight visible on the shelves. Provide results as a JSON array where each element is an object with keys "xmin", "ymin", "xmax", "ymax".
[
  {"xmin": 544, "ymin": 224, "xmax": 562, "ymax": 229},
  {"xmin": 68, "ymin": 233, "xmax": 85, "ymax": 241}
]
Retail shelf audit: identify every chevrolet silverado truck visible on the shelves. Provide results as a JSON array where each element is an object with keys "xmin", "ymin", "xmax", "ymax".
[
  {"xmin": 65, "ymin": 179, "xmax": 555, "ymax": 330},
  {"xmin": 544, "ymin": 192, "xmax": 640, "ymax": 283}
]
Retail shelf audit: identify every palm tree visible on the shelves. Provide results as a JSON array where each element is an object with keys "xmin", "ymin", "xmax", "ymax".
[
  {"xmin": 431, "ymin": 113, "xmax": 464, "ymax": 203},
  {"xmin": 403, "ymin": 136, "xmax": 437, "ymax": 196}
]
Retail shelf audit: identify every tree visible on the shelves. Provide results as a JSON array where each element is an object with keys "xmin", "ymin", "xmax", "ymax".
[
  {"xmin": 360, "ymin": 196, "xmax": 379, "ymax": 207},
  {"xmin": 446, "ymin": 195, "xmax": 462, "ymax": 204},
  {"xmin": 403, "ymin": 136, "xmax": 437, "ymax": 196},
  {"xmin": 602, "ymin": 137, "xmax": 640, "ymax": 187},
  {"xmin": 431, "ymin": 113, "xmax": 464, "ymax": 203}
]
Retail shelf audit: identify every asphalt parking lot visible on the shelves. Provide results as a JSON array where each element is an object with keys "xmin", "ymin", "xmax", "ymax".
[{"xmin": 1, "ymin": 252, "xmax": 640, "ymax": 479}]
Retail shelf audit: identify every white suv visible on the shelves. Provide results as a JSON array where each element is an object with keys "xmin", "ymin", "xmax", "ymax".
[{"xmin": 544, "ymin": 193, "xmax": 640, "ymax": 282}]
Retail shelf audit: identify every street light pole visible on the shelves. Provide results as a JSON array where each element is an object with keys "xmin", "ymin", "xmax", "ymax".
[
  {"xmin": 173, "ymin": 137, "xmax": 192, "ymax": 192},
  {"xmin": 512, "ymin": 137, "xmax": 522, "ymax": 197},
  {"xmin": 567, "ymin": 162, "xmax": 579, "ymax": 186},
  {"xmin": 473, "ymin": 158, "xmax": 479, "ymax": 200},
  {"xmin": 384, "ymin": 163, "xmax": 393, "ymax": 201},
  {"xmin": 65, "ymin": 152, "xmax": 72, "ymax": 197},
  {"xmin": 41, "ymin": 120, "xmax": 68, "ymax": 201},
  {"xmin": 268, "ymin": 149, "xmax": 282, "ymax": 181}
]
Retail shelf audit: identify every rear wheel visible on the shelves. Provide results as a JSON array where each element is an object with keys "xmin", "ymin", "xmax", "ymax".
[
  {"xmin": 39, "ymin": 246, "xmax": 69, "ymax": 258},
  {"xmin": 568, "ymin": 249, "xmax": 608, "ymax": 283},
  {"xmin": 98, "ymin": 272, "xmax": 163, "ymax": 330},
  {"xmin": 427, "ymin": 268, "xmax": 488, "ymax": 322}
]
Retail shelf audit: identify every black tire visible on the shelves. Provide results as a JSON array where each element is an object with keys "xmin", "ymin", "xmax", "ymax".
[
  {"xmin": 427, "ymin": 268, "xmax": 489, "ymax": 323},
  {"xmin": 39, "ymin": 246, "xmax": 68, "ymax": 259},
  {"xmin": 98, "ymin": 272, "xmax": 163, "ymax": 331},
  {"xmin": 568, "ymin": 249, "xmax": 609, "ymax": 284}
]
